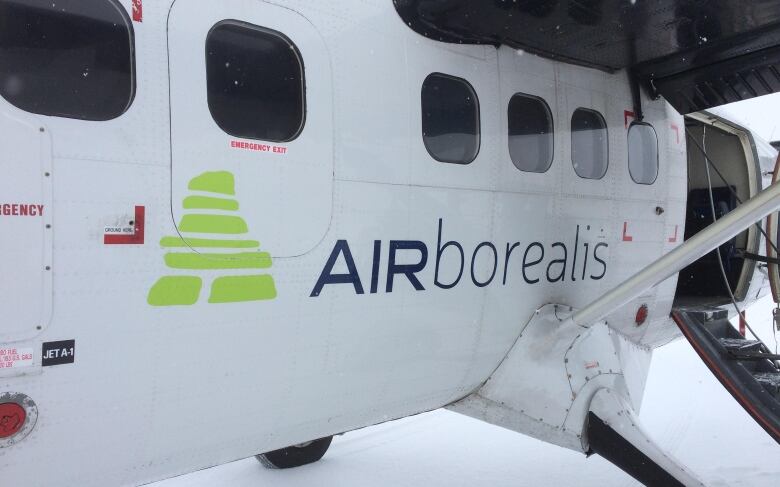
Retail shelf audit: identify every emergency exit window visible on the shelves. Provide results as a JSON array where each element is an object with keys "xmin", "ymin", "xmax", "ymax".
[
  {"xmin": 628, "ymin": 123, "xmax": 659, "ymax": 185},
  {"xmin": 571, "ymin": 108, "xmax": 608, "ymax": 179},
  {"xmin": 421, "ymin": 73, "xmax": 480, "ymax": 164},
  {"xmin": 0, "ymin": 0, "xmax": 135, "ymax": 121},
  {"xmin": 206, "ymin": 21, "xmax": 305, "ymax": 142}
]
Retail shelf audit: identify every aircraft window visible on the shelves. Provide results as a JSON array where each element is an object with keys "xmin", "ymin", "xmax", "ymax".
[
  {"xmin": 571, "ymin": 108, "xmax": 608, "ymax": 179},
  {"xmin": 508, "ymin": 93, "xmax": 554, "ymax": 173},
  {"xmin": 0, "ymin": 0, "xmax": 135, "ymax": 121},
  {"xmin": 206, "ymin": 21, "xmax": 305, "ymax": 142},
  {"xmin": 628, "ymin": 123, "xmax": 659, "ymax": 185},
  {"xmin": 421, "ymin": 73, "xmax": 480, "ymax": 164}
]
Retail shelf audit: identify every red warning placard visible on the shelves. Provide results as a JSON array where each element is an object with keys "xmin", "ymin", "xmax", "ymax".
[
  {"xmin": 0, "ymin": 203, "xmax": 44, "ymax": 217},
  {"xmin": 104, "ymin": 206, "xmax": 145, "ymax": 245},
  {"xmin": 230, "ymin": 140, "xmax": 288, "ymax": 154},
  {"xmin": 0, "ymin": 347, "xmax": 34, "ymax": 370}
]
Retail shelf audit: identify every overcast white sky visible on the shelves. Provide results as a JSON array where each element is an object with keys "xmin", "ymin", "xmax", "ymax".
[{"xmin": 722, "ymin": 93, "xmax": 780, "ymax": 142}]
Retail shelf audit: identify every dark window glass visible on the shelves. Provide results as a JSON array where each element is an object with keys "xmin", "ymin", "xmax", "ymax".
[
  {"xmin": 571, "ymin": 108, "xmax": 608, "ymax": 179},
  {"xmin": 628, "ymin": 123, "xmax": 659, "ymax": 185},
  {"xmin": 206, "ymin": 21, "xmax": 305, "ymax": 142},
  {"xmin": 421, "ymin": 73, "xmax": 480, "ymax": 164},
  {"xmin": 508, "ymin": 93, "xmax": 554, "ymax": 173},
  {"xmin": 0, "ymin": 0, "xmax": 135, "ymax": 121}
]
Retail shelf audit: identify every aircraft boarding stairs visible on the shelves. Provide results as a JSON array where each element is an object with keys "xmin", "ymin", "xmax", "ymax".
[{"xmin": 671, "ymin": 306, "xmax": 780, "ymax": 444}]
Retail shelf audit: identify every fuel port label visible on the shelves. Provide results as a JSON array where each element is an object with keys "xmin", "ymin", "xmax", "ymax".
[
  {"xmin": 42, "ymin": 340, "xmax": 75, "ymax": 367},
  {"xmin": 0, "ymin": 347, "xmax": 34, "ymax": 370}
]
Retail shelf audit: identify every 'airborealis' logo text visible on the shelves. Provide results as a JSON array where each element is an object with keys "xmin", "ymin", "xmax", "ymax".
[
  {"xmin": 147, "ymin": 171, "xmax": 277, "ymax": 306},
  {"xmin": 311, "ymin": 220, "xmax": 608, "ymax": 297}
]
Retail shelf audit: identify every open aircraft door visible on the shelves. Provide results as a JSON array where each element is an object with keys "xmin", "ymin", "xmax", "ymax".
[
  {"xmin": 166, "ymin": 0, "xmax": 333, "ymax": 259},
  {"xmin": 675, "ymin": 112, "xmax": 766, "ymax": 306},
  {"xmin": 766, "ymin": 152, "xmax": 780, "ymax": 304}
]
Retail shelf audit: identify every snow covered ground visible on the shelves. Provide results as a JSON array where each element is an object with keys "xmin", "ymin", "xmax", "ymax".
[{"xmin": 156, "ymin": 297, "xmax": 780, "ymax": 487}]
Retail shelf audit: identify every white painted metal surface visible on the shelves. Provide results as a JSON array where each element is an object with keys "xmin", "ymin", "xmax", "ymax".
[
  {"xmin": 450, "ymin": 305, "xmax": 652, "ymax": 452},
  {"xmin": 0, "ymin": 112, "xmax": 52, "ymax": 345},
  {"xmin": 168, "ymin": 0, "xmax": 334, "ymax": 257},
  {"xmin": 0, "ymin": 0, "xmax": 768, "ymax": 485}
]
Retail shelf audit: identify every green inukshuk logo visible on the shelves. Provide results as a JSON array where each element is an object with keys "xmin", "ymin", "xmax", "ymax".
[{"xmin": 148, "ymin": 171, "xmax": 277, "ymax": 306}]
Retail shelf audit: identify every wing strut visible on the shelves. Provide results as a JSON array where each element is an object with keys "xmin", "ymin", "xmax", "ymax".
[{"xmin": 587, "ymin": 389, "xmax": 697, "ymax": 487}]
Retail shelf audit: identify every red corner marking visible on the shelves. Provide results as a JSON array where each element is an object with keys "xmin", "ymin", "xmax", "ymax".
[
  {"xmin": 622, "ymin": 222, "xmax": 633, "ymax": 242},
  {"xmin": 671, "ymin": 123, "xmax": 680, "ymax": 144},
  {"xmin": 624, "ymin": 110, "xmax": 635, "ymax": 129},
  {"xmin": 668, "ymin": 225, "xmax": 679, "ymax": 243},
  {"xmin": 132, "ymin": 0, "xmax": 143, "ymax": 22},
  {"xmin": 104, "ymin": 206, "xmax": 145, "ymax": 245}
]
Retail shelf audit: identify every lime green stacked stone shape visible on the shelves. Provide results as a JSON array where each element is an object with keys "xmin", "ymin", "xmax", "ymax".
[{"xmin": 147, "ymin": 171, "xmax": 277, "ymax": 306}]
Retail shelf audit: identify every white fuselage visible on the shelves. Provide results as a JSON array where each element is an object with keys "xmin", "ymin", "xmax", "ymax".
[{"xmin": 0, "ymin": 1, "xmax": 702, "ymax": 485}]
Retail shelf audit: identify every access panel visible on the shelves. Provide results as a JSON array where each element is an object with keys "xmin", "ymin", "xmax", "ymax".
[
  {"xmin": 0, "ymin": 111, "xmax": 52, "ymax": 344},
  {"xmin": 167, "ymin": 0, "xmax": 333, "ymax": 261}
]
